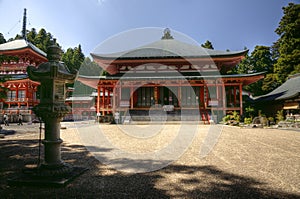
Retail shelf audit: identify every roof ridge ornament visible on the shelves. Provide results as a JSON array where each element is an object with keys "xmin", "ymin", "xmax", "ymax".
[{"xmin": 161, "ymin": 28, "xmax": 174, "ymax": 40}]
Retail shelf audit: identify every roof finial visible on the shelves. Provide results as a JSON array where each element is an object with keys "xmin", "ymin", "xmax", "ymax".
[
  {"xmin": 161, "ymin": 28, "xmax": 174, "ymax": 40},
  {"xmin": 22, "ymin": 8, "xmax": 27, "ymax": 40}
]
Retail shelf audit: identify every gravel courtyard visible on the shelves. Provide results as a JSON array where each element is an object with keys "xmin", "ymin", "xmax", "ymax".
[{"xmin": 0, "ymin": 122, "xmax": 299, "ymax": 198}]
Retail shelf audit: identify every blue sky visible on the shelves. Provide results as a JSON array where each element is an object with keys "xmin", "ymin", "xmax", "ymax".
[{"xmin": 0, "ymin": 0, "xmax": 299, "ymax": 56}]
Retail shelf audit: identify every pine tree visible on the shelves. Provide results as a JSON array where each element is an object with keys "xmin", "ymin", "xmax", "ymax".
[
  {"xmin": 72, "ymin": 44, "xmax": 85, "ymax": 70},
  {"xmin": 250, "ymin": 46, "xmax": 273, "ymax": 73},
  {"xmin": 62, "ymin": 48, "xmax": 74, "ymax": 68},
  {"xmin": 26, "ymin": 28, "xmax": 37, "ymax": 43},
  {"xmin": 273, "ymin": 3, "xmax": 300, "ymax": 83},
  {"xmin": 0, "ymin": 33, "xmax": 6, "ymax": 44},
  {"xmin": 34, "ymin": 28, "xmax": 48, "ymax": 52}
]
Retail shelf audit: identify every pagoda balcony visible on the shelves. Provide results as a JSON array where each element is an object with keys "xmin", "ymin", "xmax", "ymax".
[
  {"xmin": 0, "ymin": 63, "xmax": 28, "ymax": 70},
  {"xmin": 5, "ymin": 97, "xmax": 40, "ymax": 103}
]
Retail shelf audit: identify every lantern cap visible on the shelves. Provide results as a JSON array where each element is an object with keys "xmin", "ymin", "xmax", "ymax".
[{"xmin": 47, "ymin": 40, "xmax": 62, "ymax": 62}]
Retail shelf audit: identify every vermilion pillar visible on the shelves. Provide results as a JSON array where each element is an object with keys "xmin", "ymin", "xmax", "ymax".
[
  {"xmin": 102, "ymin": 87, "xmax": 105, "ymax": 115},
  {"xmin": 97, "ymin": 85, "xmax": 100, "ymax": 114},
  {"xmin": 130, "ymin": 86, "xmax": 134, "ymax": 109}
]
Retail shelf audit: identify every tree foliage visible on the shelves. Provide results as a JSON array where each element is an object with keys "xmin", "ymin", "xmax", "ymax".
[
  {"xmin": 233, "ymin": 46, "xmax": 274, "ymax": 96},
  {"xmin": 61, "ymin": 44, "xmax": 85, "ymax": 72},
  {"xmin": 28, "ymin": 28, "xmax": 58, "ymax": 53},
  {"xmin": 273, "ymin": 3, "xmax": 300, "ymax": 83},
  {"xmin": 232, "ymin": 3, "xmax": 300, "ymax": 97},
  {"xmin": 250, "ymin": 46, "xmax": 273, "ymax": 73},
  {"xmin": 0, "ymin": 33, "xmax": 6, "ymax": 44},
  {"xmin": 245, "ymin": 46, "xmax": 274, "ymax": 96},
  {"xmin": 79, "ymin": 57, "xmax": 103, "ymax": 76}
]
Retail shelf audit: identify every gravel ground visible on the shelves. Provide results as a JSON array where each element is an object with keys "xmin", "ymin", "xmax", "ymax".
[{"xmin": 0, "ymin": 122, "xmax": 299, "ymax": 198}]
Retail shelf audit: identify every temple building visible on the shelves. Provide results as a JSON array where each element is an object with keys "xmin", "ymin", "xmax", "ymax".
[
  {"xmin": 78, "ymin": 29, "xmax": 265, "ymax": 123},
  {"xmin": 0, "ymin": 39, "xmax": 47, "ymax": 118},
  {"xmin": 254, "ymin": 73, "xmax": 300, "ymax": 116}
]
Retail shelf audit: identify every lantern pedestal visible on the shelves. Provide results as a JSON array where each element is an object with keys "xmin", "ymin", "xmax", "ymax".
[{"xmin": 8, "ymin": 165, "xmax": 87, "ymax": 187}]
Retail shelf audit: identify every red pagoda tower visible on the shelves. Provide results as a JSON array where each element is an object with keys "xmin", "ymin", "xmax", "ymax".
[{"xmin": 0, "ymin": 9, "xmax": 47, "ymax": 122}]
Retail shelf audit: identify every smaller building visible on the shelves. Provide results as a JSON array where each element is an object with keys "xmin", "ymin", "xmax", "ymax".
[
  {"xmin": 64, "ymin": 91, "xmax": 113, "ymax": 121},
  {"xmin": 64, "ymin": 95, "xmax": 95, "ymax": 120},
  {"xmin": 254, "ymin": 73, "xmax": 300, "ymax": 116}
]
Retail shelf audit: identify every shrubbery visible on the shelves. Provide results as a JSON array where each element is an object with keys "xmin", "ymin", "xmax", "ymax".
[
  {"xmin": 222, "ymin": 111, "xmax": 240, "ymax": 125},
  {"xmin": 276, "ymin": 110, "xmax": 284, "ymax": 123},
  {"xmin": 244, "ymin": 117, "xmax": 252, "ymax": 124}
]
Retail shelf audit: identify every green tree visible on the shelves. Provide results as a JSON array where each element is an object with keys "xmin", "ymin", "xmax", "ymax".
[
  {"xmin": 261, "ymin": 73, "xmax": 280, "ymax": 93},
  {"xmin": 34, "ymin": 28, "xmax": 50, "ymax": 52},
  {"xmin": 245, "ymin": 45, "xmax": 275, "ymax": 96},
  {"xmin": 250, "ymin": 46, "xmax": 273, "ymax": 73},
  {"xmin": 237, "ymin": 52, "xmax": 251, "ymax": 74},
  {"xmin": 79, "ymin": 57, "xmax": 103, "ymax": 76},
  {"xmin": 14, "ymin": 34, "xmax": 23, "ymax": 40},
  {"xmin": 62, "ymin": 44, "xmax": 85, "ymax": 72},
  {"xmin": 62, "ymin": 48, "xmax": 74, "ymax": 68},
  {"xmin": 72, "ymin": 44, "xmax": 85, "ymax": 71},
  {"xmin": 201, "ymin": 40, "xmax": 214, "ymax": 49},
  {"xmin": 273, "ymin": 3, "xmax": 300, "ymax": 83},
  {"xmin": 0, "ymin": 33, "xmax": 6, "ymax": 44},
  {"xmin": 26, "ymin": 28, "xmax": 37, "ymax": 44}
]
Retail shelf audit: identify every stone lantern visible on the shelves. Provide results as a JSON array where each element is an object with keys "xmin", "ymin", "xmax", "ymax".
[
  {"xmin": 27, "ymin": 43, "xmax": 77, "ymax": 173},
  {"xmin": 9, "ymin": 43, "xmax": 85, "ymax": 186}
]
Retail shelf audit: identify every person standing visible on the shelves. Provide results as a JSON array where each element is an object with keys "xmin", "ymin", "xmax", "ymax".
[
  {"xmin": 18, "ymin": 114, "xmax": 23, "ymax": 125},
  {"xmin": 3, "ymin": 113, "xmax": 9, "ymax": 126}
]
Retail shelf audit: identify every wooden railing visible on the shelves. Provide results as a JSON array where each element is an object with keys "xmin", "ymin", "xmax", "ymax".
[{"xmin": 5, "ymin": 98, "xmax": 40, "ymax": 103}]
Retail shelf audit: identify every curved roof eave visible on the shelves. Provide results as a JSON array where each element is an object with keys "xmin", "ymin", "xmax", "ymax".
[
  {"xmin": 77, "ymin": 71, "xmax": 265, "ymax": 81},
  {"xmin": 91, "ymin": 39, "xmax": 248, "ymax": 60},
  {"xmin": 254, "ymin": 74, "xmax": 300, "ymax": 101},
  {"xmin": 0, "ymin": 39, "xmax": 47, "ymax": 58}
]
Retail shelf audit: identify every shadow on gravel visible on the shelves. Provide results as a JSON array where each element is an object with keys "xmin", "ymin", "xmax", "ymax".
[
  {"xmin": 0, "ymin": 139, "xmax": 299, "ymax": 198},
  {"xmin": 0, "ymin": 129, "xmax": 16, "ymax": 136}
]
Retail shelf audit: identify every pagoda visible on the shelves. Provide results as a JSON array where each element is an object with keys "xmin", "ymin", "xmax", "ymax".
[
  {"xmin": 78, "ymin": 29, "xmax": 265, "ymax": 123},
  {"xmin": 0, "ymin": 9, "xmax": 47, "ymax": 120}
]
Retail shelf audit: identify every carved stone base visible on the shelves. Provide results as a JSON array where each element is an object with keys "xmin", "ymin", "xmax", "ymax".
[{"xmin": 7, "ymin": 164, "xmax": 87, "ymax": 187}]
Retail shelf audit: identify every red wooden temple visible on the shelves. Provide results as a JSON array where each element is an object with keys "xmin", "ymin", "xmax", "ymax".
[
  {"xmin": 0, "ymin": 39, "xmax": 47, "ymax": 113},
  {"xmin": 78, "ymin": 29, "xmax": 265, "ymax": 122}
]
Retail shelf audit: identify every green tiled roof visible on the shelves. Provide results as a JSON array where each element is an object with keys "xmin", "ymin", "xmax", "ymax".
[
  {"xmin": 255, "ymin": 74, "xmax": 300, "ymax": 101},
  {"xmin": 91, "ymin": 39, "xmax": 248, "ymax": 60}
]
